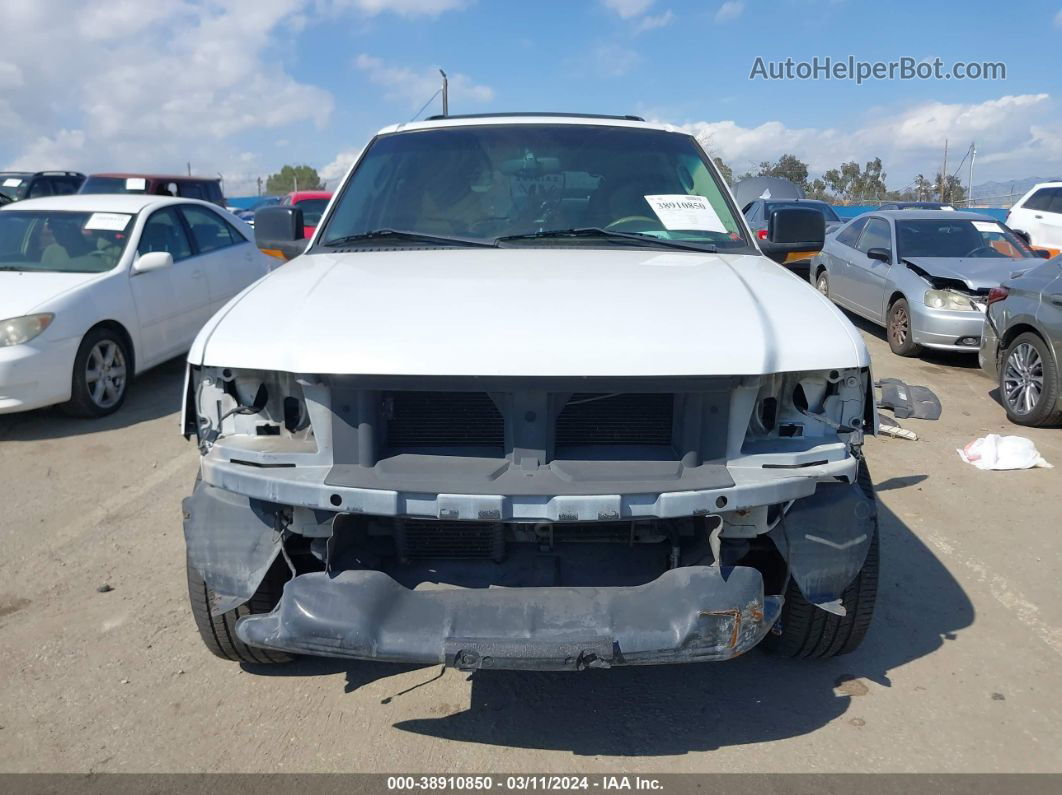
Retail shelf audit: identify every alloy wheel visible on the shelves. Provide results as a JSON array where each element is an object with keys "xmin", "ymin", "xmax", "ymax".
[
  {"xmin": 890, "ymin": 305, "xmax": 910, "ymax": 346},
  {"xmin": 85, "ymin": 340, "xmax": 127, "ymax": 409},
  {"xmin": 1003, "ymin": 342, "xmax": 1044, "ymax": 415}
]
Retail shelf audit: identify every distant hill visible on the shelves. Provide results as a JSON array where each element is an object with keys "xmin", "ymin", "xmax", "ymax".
[{"xmin": 972, "ymin": 176, "xmax": 1062, "ymax": 202}]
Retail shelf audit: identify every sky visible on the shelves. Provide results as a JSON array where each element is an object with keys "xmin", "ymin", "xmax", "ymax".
[{"xmin": 2, "ymin": 0, "xmax": 1061, "ymax": 198}]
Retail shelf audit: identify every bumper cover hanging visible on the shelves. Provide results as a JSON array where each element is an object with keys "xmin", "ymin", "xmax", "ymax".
[{"xmin": 235, "ymin": 565, "xmax": 782, "ymax": 671}]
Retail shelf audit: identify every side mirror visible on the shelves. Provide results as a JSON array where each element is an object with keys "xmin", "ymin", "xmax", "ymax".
[
  {"xmin": 866, "ymin": 247, "xmax": 892, "ymax": 263},
  {"xmin": 1012, "ymin": 229, "xmax": 1032, "ymax": 246},
  {"xmin": 760, "ymin": 207, "xmax": 826, "ymax": 264},
  {"xmin": 1034, "ymin": 249, "xmax": 1051, "ymax": 259},
  {"xmin": 254, "ymin": 206, "xmax": 308, "ymax": 261},
  {"xmin": 133, "ymin": 251, "xmax": 173, "ymax": 273}
]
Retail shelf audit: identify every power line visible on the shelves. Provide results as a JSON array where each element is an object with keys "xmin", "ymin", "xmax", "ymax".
[{"xmin": 409, "ymin": 89, "xmax": 441, "ymax": 122}]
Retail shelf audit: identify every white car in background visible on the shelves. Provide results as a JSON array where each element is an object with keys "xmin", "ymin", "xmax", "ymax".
[
  {"xmin": 0, "ymin": 194, "xmax": 273, "ymax": 417},
  {"xmin": 1006, "ymin": 181, "xmax": 1062, "ymax": 257}
]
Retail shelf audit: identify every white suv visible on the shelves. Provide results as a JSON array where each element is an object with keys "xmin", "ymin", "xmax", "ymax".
[
  {"xmin": 1006, "ymin": 181, "xmax": 1062, "ymax": 256},
  {"xmin": 181, "ymin": 113, "xmax": 886, "ymax": 671}
]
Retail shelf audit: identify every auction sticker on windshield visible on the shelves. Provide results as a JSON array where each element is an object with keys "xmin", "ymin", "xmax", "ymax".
[
  {"xmin": 3, "ymin": 178, "xmax": 22, "ymax": 187},
  {"xmin": 644, "ymin": 194, "xmax": 727, "ymax": 232},
  {"xmin": 973, "ymin": 220, "xmax": 1002, "ymax": 233},
  {"xmin": 125, "ymin": 177, "xmax": 147, "ymax": 190},
  {"xmin": 84, "ymin": 212, "xmax": 132, "ymax": 231}
]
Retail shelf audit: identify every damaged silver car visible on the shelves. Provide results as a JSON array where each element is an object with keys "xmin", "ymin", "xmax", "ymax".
[
  {"xmin": 181, "ymin": 114, "xmax": 884, "ymax": 670},
  {"xmin": 811, "ymin": 210, "xmax": 1048, "ymax": 357}
]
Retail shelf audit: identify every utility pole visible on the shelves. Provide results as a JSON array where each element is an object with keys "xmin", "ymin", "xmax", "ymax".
[
  {"xmin": 187, "ymin": 161, "xmax": 192, "ymax": 177},
  {"xmin": 940, "ymin": 139, "xmax": 948, "ymax": 203},
  {"xmin": 440, "ymin": 69, "xmax": 448, "ymax": 117},
  {"xmin": 968, "ymin": 142, "xmax": 976, "ymax": 207},
  {"xmin": 256, "ymin": 176, "xmax": 262, "ymax": 197}
]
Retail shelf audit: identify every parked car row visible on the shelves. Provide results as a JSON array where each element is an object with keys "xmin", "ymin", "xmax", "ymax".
[
  {"xmin": 0, "ymin": 171, "xmax": 228, "ymax": 207},
  {"xmin": 808, "ymin": 208, "xmax": 1061, "ymax": 426}
]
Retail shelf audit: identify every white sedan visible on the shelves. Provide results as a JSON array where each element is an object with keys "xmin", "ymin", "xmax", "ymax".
[{"xmin": 0, "ymin": 194, "xmax": 274, "ymax": 416}]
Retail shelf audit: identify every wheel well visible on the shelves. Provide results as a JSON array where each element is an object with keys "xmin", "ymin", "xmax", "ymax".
[
  {"xmin": 85, "ymin": 320, "xmax": 135, "ymax": 374},
  {"xmin": 886, "ymin": 291, "xmax": 906, "ymax": 311},
  {"xmin": 1000, "ymin": 323, "xmax": 1045, "ymax": 352},
  {"xmin": 814, "ymin": 264, "xmax": 827, "ymax": 281}
]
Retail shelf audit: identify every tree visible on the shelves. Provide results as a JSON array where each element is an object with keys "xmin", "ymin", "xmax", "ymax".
[
  {"xmin": 822, "ymin": 158, "xmax": 888, "ymax": 203},
  {"xmin": 806, "ymin": 178, "xmax": 832, "ymax": 201},
  {"xmin": 265, "ymin": 164, "xmax": 323, "ymax": 195},
  {"xmin": 913, "ymin": 174, "xmax": 932, "ymax": 202},
  {"xmin": 713, "ymin": 156, "xmax": 733, "ymax": 186},
  {"xmin": 756, "ymin": 153, "xmax": 810, "ymax": 192},
  {"xmin": 935, "ymin": 172, "xmax": 967, "ymax": 205}
]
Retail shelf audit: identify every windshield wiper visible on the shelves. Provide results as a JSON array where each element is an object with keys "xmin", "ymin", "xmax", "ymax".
[
  {"xmin": 322, "ymin": 229, "xmax": 497, "ymax": 248},
  {"xmin": 497, "ymin": 228, "xmax": 717, "ymax": 253}
]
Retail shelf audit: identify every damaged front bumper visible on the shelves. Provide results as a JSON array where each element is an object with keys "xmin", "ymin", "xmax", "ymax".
[{"xmin": 234, "ymin": 566, "xmax": 782, "ymax": 670}]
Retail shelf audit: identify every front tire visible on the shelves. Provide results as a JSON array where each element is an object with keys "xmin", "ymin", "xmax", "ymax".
[
  {"xmin": 815, "ymin": 270, "xmax": 830, "ymax": 298},
  {"xmin": 1000, "ymin": 332, "xmax": 1062, "ymax": 427},
  {"xmin": 61, "ymin": 327, "xmax": 130, "ymax": 417},
  {"xmin": 187, "ymin": 557, "xmax": 294, "ymax": 664},
  {"xmin": 762, "ymin": 461, "xmax": 879, "ymax": 659},
  {"xmin": 887, "ymin": 297, "xmax": 923, "ymax": 357}
]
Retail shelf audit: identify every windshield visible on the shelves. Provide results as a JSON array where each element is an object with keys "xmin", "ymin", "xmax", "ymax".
[
  {"xmin": 81, "ymin": 176, "xmax": 149, "ymax": 195},
  {"xmin": 0, "ymin": 210, "xmax": 133, "ymax": 273},
  {"xmin": 896, "ymin": 218, "xmax": 1034, "ymax": 260},
  {"xmin": 0, "ymin": 175, "xmax": 29, "ymax": 201},
  {"xmin": 765, "ymin": 201, "xmax": 839, "ymax": 221},
  {"xmin": 296, "ymin": 198, "xmax": 329, "ymax": 226},
  {"xmin": 320, "ymin": 124, "xmax": 749, "ymax": 250}
]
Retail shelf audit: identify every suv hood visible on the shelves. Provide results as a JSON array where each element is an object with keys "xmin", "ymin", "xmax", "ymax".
[{"xmin": 190, "ymin": 248, "xmax": 868, "ymax": 376}]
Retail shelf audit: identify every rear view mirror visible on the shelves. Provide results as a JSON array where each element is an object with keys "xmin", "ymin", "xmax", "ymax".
[
  {"xmin": 254, "ymin": 206, "xmax": 308, "ymax": 261},
  {"xmin": 866, "ymin": 247, "xmax": 892, "ymax": 263},
  {"xmin": 760, "ymin": 207, "xmax": 826, "ymax": 263},
  {"xmin": 133, "ymin": 251, "xmax": 173, "ymax": 273}
]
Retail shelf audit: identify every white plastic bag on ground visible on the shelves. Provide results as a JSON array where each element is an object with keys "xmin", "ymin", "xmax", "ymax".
[{"xmin": 958, "ymin": 434, "xmax": 1053, "ymax": 470}]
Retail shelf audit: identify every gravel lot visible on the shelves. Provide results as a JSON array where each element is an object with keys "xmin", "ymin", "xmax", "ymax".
[{"xmin": 0, "ymin": 316, "xmax": 1059, "ymax": 773}]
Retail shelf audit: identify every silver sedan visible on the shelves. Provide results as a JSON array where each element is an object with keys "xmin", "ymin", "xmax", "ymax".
[{"xmin": 810, "ymin": 210, "xmax": 1046, "ymax": 357}]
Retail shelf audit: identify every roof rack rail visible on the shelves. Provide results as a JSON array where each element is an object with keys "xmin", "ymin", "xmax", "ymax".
[{"xmin": 423, "ymin": 112, "xmax": 646, "ymax": 122}]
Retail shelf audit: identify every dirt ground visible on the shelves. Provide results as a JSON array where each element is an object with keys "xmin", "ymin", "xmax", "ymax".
[{"xmin": 0, "ymin": 316, "xmax": 1059, "ymax": 774}]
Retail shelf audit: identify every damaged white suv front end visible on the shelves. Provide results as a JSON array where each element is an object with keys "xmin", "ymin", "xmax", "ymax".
[{"xmin": 181, "ymin": 115, "xmax": 880, "ymax": 670}]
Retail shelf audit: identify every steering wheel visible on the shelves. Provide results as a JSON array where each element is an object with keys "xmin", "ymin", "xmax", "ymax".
[
  {"xmin": 605, "ymin": 215, "xmax": 663, "ymax": 231},
  {"xmin": 963, "ymin": 245, "xmax": 1004, "ymax": 258}
]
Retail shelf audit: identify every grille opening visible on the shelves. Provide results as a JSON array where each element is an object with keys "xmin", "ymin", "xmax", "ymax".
[
  {"xmin": 556, "ymin": 393, "xmax": 675, "ymax": 447},
  {"xmin": 383, "ymin": 391, "xmax": 504, "ymax": 450}
]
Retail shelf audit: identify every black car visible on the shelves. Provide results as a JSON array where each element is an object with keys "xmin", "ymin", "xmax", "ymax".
[{"xmin": 0, "ymin": 171, "xmax": 86, "ymax": 202}]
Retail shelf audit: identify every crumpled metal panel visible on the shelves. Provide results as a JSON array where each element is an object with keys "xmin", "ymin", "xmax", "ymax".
[
  {"xmin": 182, "ymin": 480, "xmax": 283, "ymax": 616},
  {"xmin": 771, "ymin": 481, "xmax": 875, "ymax": 616},
  {"xmin": 234, "ymin": 566, "xmax": 782, "ymax": 670}
]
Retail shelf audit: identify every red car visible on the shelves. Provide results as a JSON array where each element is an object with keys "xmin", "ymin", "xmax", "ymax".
[{"xmin": 281, "ymin": 191, "xmax": 332, "ymax": 239}]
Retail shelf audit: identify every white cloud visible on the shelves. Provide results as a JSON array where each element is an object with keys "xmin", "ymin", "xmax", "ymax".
[
  {"xmin": 1055, "ymin": 8, "xmax": 1062, "ymax": 27},
  {"xmin": 635, "ymin": 9, "xmax": 675, "ymax": 32},
  {"xmin": 336, "ymin": 0, "xmax": 469, "ymax": 16},
  {"xmin": 673, "ymin": 94, "xmax": 1057, "ymax": 186},
  {"xmin": 0, "ymin": 0, "xmax": 332, "ymax": 193},
  {"xmin": 0, "ymin": 0, "xmax": 471, "ymax": 194},
  {"xmin": 354, "ymin": 54, "xmax": 494, "ymax": 109},
  {"xmin": 321, "ymin": 147, "xmax": 365, "ymax": 185},
  {"xmin": 715, "ymin": 1, "xmax": 744, "ymax": 23},
  {"xmin": 601, "ymin": 0, "xmax": 655, "ymax": 18}
]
